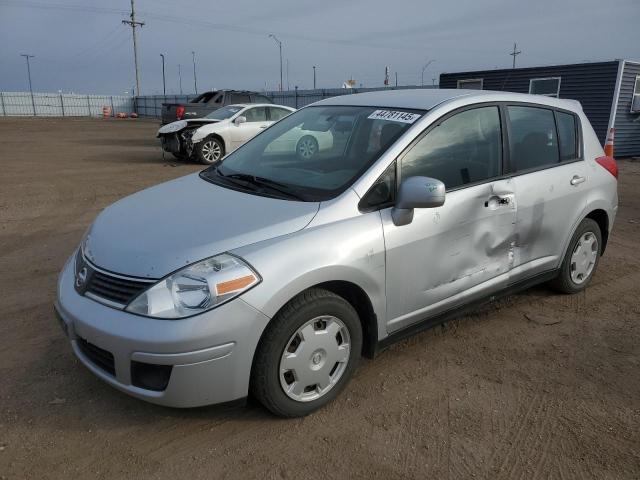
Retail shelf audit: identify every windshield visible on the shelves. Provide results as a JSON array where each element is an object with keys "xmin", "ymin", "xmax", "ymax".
[
  {"xmin": 200, "ymin": 105, "xmax": 424, "ymax": 201},
  {"xmin": 205, "ymin": 105, "xmax": 243, "ymax": 120}
]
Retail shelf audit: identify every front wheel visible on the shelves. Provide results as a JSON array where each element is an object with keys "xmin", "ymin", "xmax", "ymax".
[
  {"xmin": 195, "ymin": 136, "xmax": 224, "ymax": 165},
  {"xmin": 550, "ymin": 218, "xmax": 602, "ymax": 294},
  {"xmin": 251, "ymin": 288, "xmax": 362, "ymax": 417}
]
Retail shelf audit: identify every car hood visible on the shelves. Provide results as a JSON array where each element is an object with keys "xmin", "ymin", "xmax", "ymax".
[
  {"xmin": 83, "ymin": 173, "xmax": 319, "ymax": 278},
  {"xmin": 157, "ymin": 119, "xmax": 220, "ymax": 135}
]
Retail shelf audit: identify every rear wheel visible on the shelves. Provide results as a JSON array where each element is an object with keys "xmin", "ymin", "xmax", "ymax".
[
  {"xmin": 550, "ymin": 218, "xmax": 602, "ymax": 294},
  {"xmin": 251, "ymin": 288, "xmax": 362, "ymax": 417},
  {"xmin": 296, "ymin": 135, "xmax": 319, "ymax": 160},
  {"xmin": 196, "ymin": 136, "xmax": 224, "ymax": 165}
]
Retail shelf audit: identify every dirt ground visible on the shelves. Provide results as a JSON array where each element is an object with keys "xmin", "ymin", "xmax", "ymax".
[{"xmin": 0, "ymin": 117, "xmax": 638, "ymax": 479}]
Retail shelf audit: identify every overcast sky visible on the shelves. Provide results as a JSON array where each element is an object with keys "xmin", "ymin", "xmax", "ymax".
[{"xmin": 0, "ymin": 0, "xmax": 638, "ymax": 95}]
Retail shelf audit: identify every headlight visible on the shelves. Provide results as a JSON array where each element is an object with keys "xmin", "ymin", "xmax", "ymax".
[{"xmin": 126, "ymin": 253, "xmax": 260, "ymax": 319}]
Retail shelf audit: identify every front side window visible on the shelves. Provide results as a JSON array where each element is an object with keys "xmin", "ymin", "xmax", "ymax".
[
  {"xmin": 555, "ymin": 111, "xmax": 578, "ymax": 161},
  {"xmin": 200, "ymin": 106, "xmax": 424, "ymax": 201},
  {"xmin": 508, "ymin": 106, "xmax": 559, "ymax": 171},
  {"xmin": 243, "ymin": 107, "xmax": 267, "ymax": 122},
  {"xmin": 529, "ymin": 77, "xmax": 561, "ymax": 97},
  {"xmin": 400, "ymin": 106, "xmax": 502, "ymax": 190}
]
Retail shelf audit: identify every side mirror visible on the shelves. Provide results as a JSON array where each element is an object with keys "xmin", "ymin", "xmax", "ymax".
[
  {"xmin": 391, "ymin": 176, "xmax": 445, "ymax": 226},
  {"xmin": 234, "ymin": 116, "xmax": 247, "ymax": 125}
]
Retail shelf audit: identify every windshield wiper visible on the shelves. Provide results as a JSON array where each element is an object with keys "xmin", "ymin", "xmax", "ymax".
[{"xmin": 221, "ymin": 171, "xmax": 305, "ymax": 201}]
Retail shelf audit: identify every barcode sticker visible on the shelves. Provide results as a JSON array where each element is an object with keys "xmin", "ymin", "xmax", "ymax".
[{"xmin": 367, "ymin": 110, "xmax": 421, "ymax": 124}]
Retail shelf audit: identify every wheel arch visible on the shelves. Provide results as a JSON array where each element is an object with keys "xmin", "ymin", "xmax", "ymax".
[
  {"xmin": 585, "ymin": 208, "xmax": 609, "ymax": 253},
  {"xmin": 251, "ymin": 280, "xmax": 380, "ymax": 369}
]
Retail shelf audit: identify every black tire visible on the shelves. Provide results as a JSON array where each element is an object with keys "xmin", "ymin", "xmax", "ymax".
[
  {"xmin": 296, "ymin": 135, "xmax": 319, "ymax": 160},
  {"xmin": 250, "ymin": 288, "xmax": 362, "ymax": 418},
  {"xmin": 550, "ymin": 218, "xmax": 602, "ymax": 294},
  {"xmin": 195, "ymin": 135, "xmax": 224, "ymax": 165}
]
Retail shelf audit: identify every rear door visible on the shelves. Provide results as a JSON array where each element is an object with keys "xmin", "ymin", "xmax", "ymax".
[
  {"xmin": 380, "ymin": 105, "xmax": 518, "ymax": 333},
  {"xmin": 506, "ymin": 105, "xmax": 587, "ymax": 279}
]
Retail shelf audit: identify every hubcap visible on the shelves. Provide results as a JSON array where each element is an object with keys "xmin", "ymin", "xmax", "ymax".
[
  {"xmin": 279, "ymin": 315, "xmax": 350, "ymax": 402},
  {"xmin": 298, "ymin": 138, "xmax": 316, "ymax": 159},
  {"xmin": 570, "ymin": 232, "xmax": 598, "ymax": 284},
  {"xmin": 202, "ymin": 140, "xmax": 221, "ymax": 162}
]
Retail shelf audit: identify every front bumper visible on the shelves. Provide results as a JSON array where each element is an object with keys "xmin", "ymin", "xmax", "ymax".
[{"xmin": 55, "ymin": 256, "xmax": 270, "ymax": 408}]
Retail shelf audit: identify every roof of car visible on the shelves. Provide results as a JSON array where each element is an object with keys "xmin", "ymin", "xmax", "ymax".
[
  {"xmin": 313, "ymin": 88, "xmax": 581, "ymax": 111},
  {"xmin": 229, "ymin": 103, "xmax": 294, "ymax": 109}
]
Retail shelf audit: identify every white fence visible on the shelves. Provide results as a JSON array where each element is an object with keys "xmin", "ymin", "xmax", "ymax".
[{"xmin": 0, "ymin": 92, "xmax": 134, "ymax": 117}]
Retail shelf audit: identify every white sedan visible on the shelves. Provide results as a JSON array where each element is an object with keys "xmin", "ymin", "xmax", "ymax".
[{"xmin": 189, "ymin": 104, "xmax": 294, "ymax": 164}]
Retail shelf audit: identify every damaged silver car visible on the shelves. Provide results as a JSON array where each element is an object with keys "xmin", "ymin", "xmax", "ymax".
[{"xmin": 56, "ymin": 89, "xmax": 618, "ymax": 417}]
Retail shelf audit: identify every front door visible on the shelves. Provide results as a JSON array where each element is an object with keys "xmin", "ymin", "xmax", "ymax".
[
  {"xmin": 229, "ymin": 106, "xmax": 270, "ymax": 151},
  {"xmin": 381, "ymin": 105, "xmax": 517, "ymax": 333}
]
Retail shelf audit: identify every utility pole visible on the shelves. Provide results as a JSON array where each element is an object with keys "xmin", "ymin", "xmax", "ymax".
[
  {"xmin": 421, "ymin": 60, "xmax": 434, "ymax": 87},
  {"xmin": 191, "ymin": 51, "xmax": 198, "ymax": 94},
  {"xmin": 313, "ymin": 65, "xmax": 316, "ymax": 89},
  {"xmin": 510, "ymin": 43, "xmax": 521, "ymax": 69},
  {"xmin": 160, "ymin": 53, "xmax": 166, "ymax": 96},
  {"xmin": 122, "ymin": 0, "xmax": 144, "ymax": 95},
  {"xmin": 286, "ymin": 59, "xmax": 290, "ymax": 90},
  {"xmin": 395, "ymin": 71, "xmax": 398, "ymax": 87},
  {"xmin": 20, "ymin": 54, "xmax": 35, "ymax": 115},
  {"xmin": 268, "ymin": 34, "xmax": 283, "ymax": 92},
  {"xmin": 178, "ymin": 64, "xmax": 182, "ymax": 94}
]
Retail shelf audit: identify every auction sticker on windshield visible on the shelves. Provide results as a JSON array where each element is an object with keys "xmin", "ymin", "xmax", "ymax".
[{"xmin": 367, "ymin": 110, "xmax": 421, "ymax": 124}]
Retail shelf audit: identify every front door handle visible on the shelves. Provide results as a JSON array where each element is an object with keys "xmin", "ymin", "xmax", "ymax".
[
  {"xmin": 484, "ymin": 195, "xmax": 511, "ymax": 208},
  {"xmin": 570, "ymin": 175, "xmax": 586, "ymax": 186},
  {"xmin": 259, "ymin": 125, "xmax": 268, "ymax": 129}
]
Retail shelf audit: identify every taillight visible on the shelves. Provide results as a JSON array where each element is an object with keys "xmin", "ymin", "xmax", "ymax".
[
  {"xmin": 176, "ymin": 105, "xmax": 185, "ymax": 120},
  {"xmin": 596, "ymin": 156, "xmax": 618, "ymax": 179}
]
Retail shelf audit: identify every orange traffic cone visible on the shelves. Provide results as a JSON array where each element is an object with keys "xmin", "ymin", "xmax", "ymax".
[{"xmin": 604, "ymin": 128, "xmax": 615, "ymax": 157}]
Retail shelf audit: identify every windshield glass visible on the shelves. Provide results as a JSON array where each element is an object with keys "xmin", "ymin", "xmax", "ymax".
[
  {"xmin": 201, "ymin": 105, "xmax": 424, "ymax": 201},
  {"xmin": 205, "ymin": 105, "xmax": 243, "ymax": 120}
]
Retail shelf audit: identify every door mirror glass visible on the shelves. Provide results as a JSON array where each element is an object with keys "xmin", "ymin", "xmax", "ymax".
[
  {"xmin": 234, "ymin": 116, "xmax": 247, "ymax": 125},
  {"xmin": 392, "ymin": 176, "xmax": 445, "ymax": 226}
]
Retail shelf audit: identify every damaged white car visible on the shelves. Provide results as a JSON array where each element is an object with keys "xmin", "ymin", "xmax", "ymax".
[{"xmin": 157, "ymin": 104, "xmax": 295, "ymax": 164}]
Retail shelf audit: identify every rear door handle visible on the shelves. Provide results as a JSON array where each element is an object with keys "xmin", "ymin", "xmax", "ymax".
[
  {"xmin": 570, "ymin": 175, "xmax": 586, "ymax": 186},
  {"xmin": 259, "ymin": 125, "xmax": 268, "ymax": 129}
]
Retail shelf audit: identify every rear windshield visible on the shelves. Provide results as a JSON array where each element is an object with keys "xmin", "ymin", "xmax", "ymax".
[{"xmin": 201, "ymin": 105, "xmax": 424, "ymax": 201}]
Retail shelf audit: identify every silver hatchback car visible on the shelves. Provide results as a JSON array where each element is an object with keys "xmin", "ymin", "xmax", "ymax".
[{"xmin": 56, "ymin": 89, "xmax": 618, "ymax": 417}]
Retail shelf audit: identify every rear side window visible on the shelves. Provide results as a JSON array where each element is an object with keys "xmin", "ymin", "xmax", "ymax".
[
  {"xmin": 253, "ymin": 95, "xmax": 274, "ymax": 104},
  {"xmin": 555, "ymin": 111, "xmax": 578, "ymax": 160},
  {"xmin": 229, "ymin": 93, "xmax": 251, "ymax": 104},
  {"xmin": 401, "ymin": 106, "xmax": 502, "ymax": 190},
  {"xmin": 268, "ymin": 107, "xmax": 291, "ymax": 121},
  {"xmin": 243, "ymin": 107, "xmax": 267, "ymax": 122},
  {"xmin": 508, "ymin": 106, "xmax": 558, "ymax": 172}
]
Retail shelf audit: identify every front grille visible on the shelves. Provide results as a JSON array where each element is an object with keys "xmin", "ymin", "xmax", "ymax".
[
  {"xmin": 75, "ymin": 251, "xmax": 153, "ymax": 307},
  {"xmin": 86, "ymin": 270, "xmax": 150, "ymax": 305},
  {"xmin": 77, "ymin": 337, "xmax": 115, "ymax": 376}
]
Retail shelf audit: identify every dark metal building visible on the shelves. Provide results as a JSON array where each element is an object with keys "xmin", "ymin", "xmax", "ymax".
[{"xmin": 440, "ymin": 60, "xmax": 640, "ymax": 158}]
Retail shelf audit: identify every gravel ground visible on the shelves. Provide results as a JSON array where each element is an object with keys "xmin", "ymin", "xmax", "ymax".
[{"xmin": 0, "ymin": 117, "xmax": 639, "ymax": 479}]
